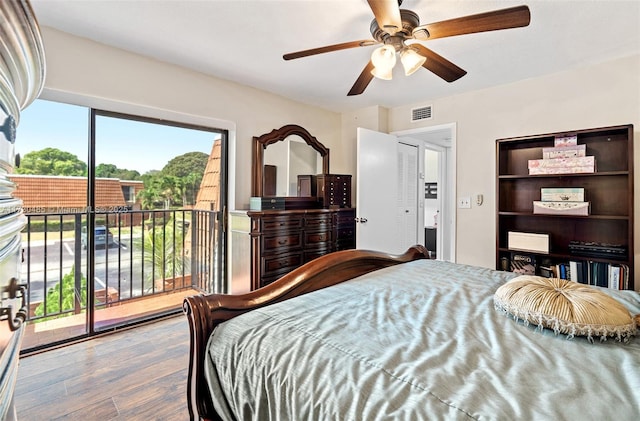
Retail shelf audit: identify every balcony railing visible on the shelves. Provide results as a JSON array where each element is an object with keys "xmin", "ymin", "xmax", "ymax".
[{"xmin": 22, "ymin": 209, "xmax": 220, "ymax": 322}]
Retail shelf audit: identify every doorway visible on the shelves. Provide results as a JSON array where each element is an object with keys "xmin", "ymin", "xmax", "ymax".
[
  {"xmin": 355, "ymin": 124, "xmax": 456, "ymax": 261},
  {"xmin": 394, "ymin": 123, "xmax": 456, "ymax": 262}
]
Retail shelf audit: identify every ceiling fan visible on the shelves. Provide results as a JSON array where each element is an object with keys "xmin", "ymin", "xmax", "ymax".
[{"xmin": 283, "ymin": 0, "xmax": 531, "ymax": 96}]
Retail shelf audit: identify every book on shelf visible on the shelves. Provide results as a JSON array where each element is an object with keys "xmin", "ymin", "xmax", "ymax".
[
  {"xmin": 608, "ymin": 265, "xmax": 621, "ymax": 290},
  {"xmin": 537, "ymin": 259, "xmax": 629, "ymax": 290},
  {"xmin": 573, "ymin": 261, "xmax": 628, "ymax": 289}
]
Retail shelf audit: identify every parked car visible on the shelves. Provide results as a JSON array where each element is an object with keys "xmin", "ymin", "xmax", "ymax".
[{"xmin": 81, "ymin": 225, "xmax": 114, "ymax": 249}]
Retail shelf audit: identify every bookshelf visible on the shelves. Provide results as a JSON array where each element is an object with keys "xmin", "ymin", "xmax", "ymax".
[{"xmin": 496, "ymin": 124, "xmax": 634, "ymax": 290}]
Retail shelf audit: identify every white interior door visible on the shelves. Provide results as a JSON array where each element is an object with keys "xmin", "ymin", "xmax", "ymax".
[
  {"xmin": 356, "ymin": 128, "xmax": 399, "ymax": 253},
  {"xmin": 357, "ymin": 128, "xmax": 419, "ymax": 254},
  {"xmin": 397, "ymin": 142, "xmax": 419, "ymax": 251}
]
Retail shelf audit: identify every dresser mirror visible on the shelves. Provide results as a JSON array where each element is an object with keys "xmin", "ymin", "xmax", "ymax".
[{"xmin": 252, "ymin": 124, "xmax": 329, "ymax": 197}]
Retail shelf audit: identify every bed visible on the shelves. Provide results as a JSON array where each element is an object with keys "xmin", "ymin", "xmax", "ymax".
[{"xmin": 183, "ymin": 245, "xmax": 640, "ymax": 421}]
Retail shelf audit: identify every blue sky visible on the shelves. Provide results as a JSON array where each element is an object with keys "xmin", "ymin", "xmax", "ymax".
[{"xmin": 17, "ymin": 99, "xmax": 220, "ymax": 174}]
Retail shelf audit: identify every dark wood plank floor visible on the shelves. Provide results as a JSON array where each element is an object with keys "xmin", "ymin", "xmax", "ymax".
[{"xmin": 15, "ymin": 315, "xmax": 190, "ymax": 420}]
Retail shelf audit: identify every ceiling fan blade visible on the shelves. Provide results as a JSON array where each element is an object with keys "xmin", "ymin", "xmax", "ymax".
[
  {"xmin": 367, "ymin": 0, "xmax": 403, "ymax": 35},
  {"xmin": 413, "ymin": 5, "xmax": 530, "ymax": 41},
  {"xmin": 412, "ymin": 45, "xmax": 467, "ymax": 82},
  {"xmin": 348, "ymin": 61, "xmax": 375, "ymax": 96},
  {"xmin": 283, "ymin": 40, "xmax": 377, "ymax": 60}
]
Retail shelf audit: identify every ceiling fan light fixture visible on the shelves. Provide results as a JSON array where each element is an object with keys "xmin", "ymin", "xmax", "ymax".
[
  {"xmin": 400, "ymin": 48, "xmax": 426, "ymax": 76},
  {"xmin": 370, "ymin": 45, "xmax": 396, "ymax": 77},
  {"xmin": 371, "ymin": 66, "xmax": 393, "ymax": 80}
]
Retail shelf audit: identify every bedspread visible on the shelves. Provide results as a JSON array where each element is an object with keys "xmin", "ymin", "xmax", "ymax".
[{"xmin": 205, "ymin": 259, "xmax": 640, "ymax": 420}]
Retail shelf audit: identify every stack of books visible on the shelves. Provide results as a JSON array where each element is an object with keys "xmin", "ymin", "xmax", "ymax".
[
  {"xmin": 528, "ymin": 135, "xmax": 595, "ymax": 175},
  {"xmin": 539, "ymin": 259, "xmax": 629, "ymax": 290},
  {"xmin": 533, "ymin": 187, "xmax": 590, "ymax": 216}
]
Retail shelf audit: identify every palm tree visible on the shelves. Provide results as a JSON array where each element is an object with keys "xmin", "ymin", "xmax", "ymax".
[
  {"xmin": 137, "ymin": 186, "xmax": 160, "ymax": 210},
  {"xmin": 137, "ymin": 218, "xmax": 190, "ymax": 293}
]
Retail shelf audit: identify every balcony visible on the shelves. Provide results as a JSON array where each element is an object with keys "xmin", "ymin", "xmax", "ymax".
[{"xmin": 20, "ymin": 208, "xmax": 220, "ymax": 352}]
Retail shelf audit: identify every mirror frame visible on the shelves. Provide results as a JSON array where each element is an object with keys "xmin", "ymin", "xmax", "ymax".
[{"xmin": 252, "ymin": 124, "xmax": 329, "ymax": 197}]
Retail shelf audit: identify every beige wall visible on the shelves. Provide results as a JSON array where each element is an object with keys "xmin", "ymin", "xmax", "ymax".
[
  {"xmin": 35, "ymin": 26, "xmax": 640, "ymax": 289},
  {"xmin": 37, "ymin": 27, "xmax": 343, "ymax": 211},
  {"xmin": 387, "ymin": 54, "xmax": 640, "ymax": 288}
]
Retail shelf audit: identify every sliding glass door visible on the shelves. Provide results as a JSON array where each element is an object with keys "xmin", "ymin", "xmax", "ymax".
[
  {"xmin": 17, "ymin": 100, "xmax": 227, "ymax": 351},
  {"xmin": 90, "ymin": 110, "xmax": 227, "ymax": 331}
]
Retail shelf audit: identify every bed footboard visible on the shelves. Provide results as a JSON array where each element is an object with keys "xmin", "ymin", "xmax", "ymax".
[{"xmin": 183, "ymin": 245, "xmax": 430, "ymax": 421}]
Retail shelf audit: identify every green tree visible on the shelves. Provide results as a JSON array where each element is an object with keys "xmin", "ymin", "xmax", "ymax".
[
  {"xmin": 137, "ymin": 185, "xmax": 161, "ymax": 211},
  {"xmin": 96, "ymin": 163, "xmax": 141, "ymax": 180},
  {"xmin": 16, "ymin": 147, "xmax": 87, "ymax": 176},
  {"xmin": 35, "ymin": 265, "xmax": 87, "ymax": 319},
  {"xmin": 179, "ymin": 172, "xmax": 200, "ymax": 205},
  {"xmin": 162, "ymin": 151, "xmax": 208, "ymax": 178},
  {"xmin": 137, "ymin": 219, "xmax": 189, "ymax": 292},
  {"xmin": 158, "ymin": 175, "xmax": 180, "ymax": 208},
  {"xmin": 162, "ymin": 152, "xmax": 208, "ymax": 204}
]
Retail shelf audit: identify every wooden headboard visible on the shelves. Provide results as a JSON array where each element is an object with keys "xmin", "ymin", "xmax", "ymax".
[{"xmin": 182, "ymin": 245, "xmax": 430, "ymax": 420}]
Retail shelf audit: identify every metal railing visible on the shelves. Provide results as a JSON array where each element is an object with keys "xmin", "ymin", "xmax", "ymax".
[{"xmin": 22, "ymin": 209, "xmax": 220, "ymax": 322}]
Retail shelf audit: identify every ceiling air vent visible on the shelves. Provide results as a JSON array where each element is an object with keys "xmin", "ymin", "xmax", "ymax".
[{"xmin": 411, "ymin": 105, "xmax": 432, "ymax": 122}]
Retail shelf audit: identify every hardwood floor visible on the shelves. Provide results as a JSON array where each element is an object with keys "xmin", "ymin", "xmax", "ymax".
[{"xmin": 15, "ymin": 315, "xmax": 190, "ymax": 420}]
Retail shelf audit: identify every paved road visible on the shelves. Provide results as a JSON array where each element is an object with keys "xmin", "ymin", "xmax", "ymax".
[{"xmin": 23, "ymin": 237, "xmax": 152, "ymax": 303}]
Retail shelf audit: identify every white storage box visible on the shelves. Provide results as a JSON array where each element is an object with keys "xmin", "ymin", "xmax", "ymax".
[{"xmin": 508, "ymin": 231, "xmax": 550, "ymax": 254}]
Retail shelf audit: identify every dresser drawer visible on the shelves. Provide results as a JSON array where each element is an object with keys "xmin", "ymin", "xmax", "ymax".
[
  {"xmin": 304, "ymin": 230, "xmax": 332, "ymax": 247},
  {"xmin": 261, "ymin": 215, "xmax": 303, "ymax": 232},
  {"xmin": 261, "ymin": 251, "xmax": 304, "ymax": 278},
  {"xmin": 262, "ymin": 232, "xmax": 302, "ymax": 252},
  {"xmin": 304, "ymin": 214, "xmax": 331, "ymax": 231},
  {"xmin": 336, "ymin": 227, "xmax": 354, "ymax": 241}
]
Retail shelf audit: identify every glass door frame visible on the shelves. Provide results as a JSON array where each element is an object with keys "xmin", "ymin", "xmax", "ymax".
[{"xmin": 86, "ymin": 108, "xmax": 228, "ymax": 334}]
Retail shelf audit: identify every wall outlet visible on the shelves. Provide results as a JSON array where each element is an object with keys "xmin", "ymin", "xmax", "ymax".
[{"xmin": 458, "ymin": 196, "xmax": 471, "ymax": 209}]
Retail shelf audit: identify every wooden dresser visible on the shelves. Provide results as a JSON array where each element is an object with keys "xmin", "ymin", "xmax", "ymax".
[
  {"xmin": 0, "ymin": 1, "xmax": 45, "ymax": 419},
  {"xmin": 247, "ymin": 208, "xmax": 356, "ymax": 289}
]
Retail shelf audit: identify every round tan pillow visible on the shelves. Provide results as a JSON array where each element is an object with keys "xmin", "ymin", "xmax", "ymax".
[{"xmin": 494, "ymin": 275, "xmax": 638, "ymax": 342}]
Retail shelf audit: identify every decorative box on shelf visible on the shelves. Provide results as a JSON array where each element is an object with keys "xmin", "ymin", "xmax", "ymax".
[
  {"xmin": 542, "ymin": 144, "xmax": 586, "ymax": 159},
  {"xmin": 510, "ymin": 252, "xmax": 537, "ymax": 275},
  {"xmin": 540, "ymin": 187, "xmax": 585, "ymax": 202},
  {"xmin": 528, "ymin": 156, "xmax": 595, "ymax": 175},
  {"xmin": 533, "ymin": 201, "xmax": 590, "ymax": 216},
  {"xmin": 554, "ymin": 135, "xmax": 577, "ymax": 147}
]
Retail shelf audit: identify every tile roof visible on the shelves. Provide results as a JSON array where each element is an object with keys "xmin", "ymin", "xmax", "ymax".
[
  {"xmin": 8, "ymin": 175, "xmax": 143, "ymax": 210},
  {"xmin": 194, "ymin": 141, "xmax": 221, "ymax": 211}
]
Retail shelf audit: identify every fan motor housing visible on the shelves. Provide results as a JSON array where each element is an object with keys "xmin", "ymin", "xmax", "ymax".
[{"xmin": 370, "ymin": 9, "xmax": 421, "ymax": 43}]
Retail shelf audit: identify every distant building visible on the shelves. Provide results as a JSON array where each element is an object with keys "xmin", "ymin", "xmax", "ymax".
[{"xmin": 8, "ymin": 174, "xmax": 143, "ymax": 214}]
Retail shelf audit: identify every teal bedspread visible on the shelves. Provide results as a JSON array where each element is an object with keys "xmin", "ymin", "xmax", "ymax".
[{"xmin": 205, "ymin": 259, "xmax": 640, "ymax": 420}]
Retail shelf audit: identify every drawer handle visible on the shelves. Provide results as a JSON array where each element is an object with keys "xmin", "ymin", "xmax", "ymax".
[
  {"xmin": 278, "ymin": 239, "xmax": 287, "ymax": 245},
  {"xmin": 1, "ymin": 277, "xmax": 28, "ymax": 332}
]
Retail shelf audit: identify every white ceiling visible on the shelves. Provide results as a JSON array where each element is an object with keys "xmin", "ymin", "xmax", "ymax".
[{"xmin": 30, "ymin": 0, "xmax": 640, "ymax": 113}]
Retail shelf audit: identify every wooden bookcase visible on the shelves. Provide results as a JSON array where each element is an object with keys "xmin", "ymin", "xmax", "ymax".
[{"xmin": 496, "ymin": 124, "xmax": 634, "ymax": 289}]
